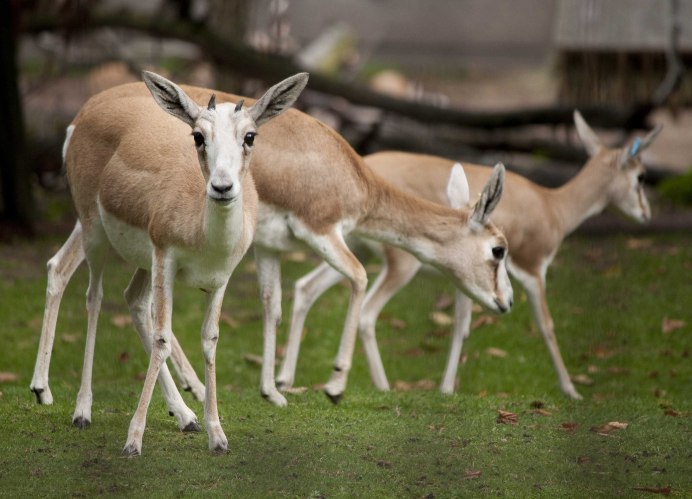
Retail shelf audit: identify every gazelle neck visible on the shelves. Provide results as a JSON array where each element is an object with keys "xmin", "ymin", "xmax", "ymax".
[
  {"xmin": 356, "ymin": 177, "xmax": 463, "ymax": 264},
  {"xmin": 552, "ymin": 150, "xmax": 617, "ymax": 236}
]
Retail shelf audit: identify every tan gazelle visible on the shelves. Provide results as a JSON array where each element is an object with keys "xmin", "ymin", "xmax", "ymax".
[
  {"xmin": 31, "ymin": 70, "xmax": 309, "ymax": 456},
  {"xmin": 274, "ymin": 111, "xmax": 661, "ymax": 399},
  {"xmin": 31, "ymin": 79, "xmax": 512, "ymax": 425}
]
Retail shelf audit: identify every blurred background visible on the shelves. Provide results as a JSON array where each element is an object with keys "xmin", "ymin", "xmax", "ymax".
[{"xmin": 2, "ymin": 0, "xmax": 691, "ymax": 237}]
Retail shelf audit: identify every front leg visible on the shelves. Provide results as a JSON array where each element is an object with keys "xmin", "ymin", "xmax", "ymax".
[
  {"xmin": 254, "ymin": 246, "xmax": 287, "ymax": 407},
  {"xmin": 439, "ymin": 291, "xmax": 473, "ymax": 394},
  {"xmin": 123, "ymin": 248, "xmax": 175, "ymax": 457},
  {"xmin": 200, "ymin": 285, "xmax": 229, "ymax": 452}
]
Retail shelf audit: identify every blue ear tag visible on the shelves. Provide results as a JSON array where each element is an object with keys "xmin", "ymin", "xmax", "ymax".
[{"xmin": 629, "ymin": 137, "xmax": 642, "ymax": 158}]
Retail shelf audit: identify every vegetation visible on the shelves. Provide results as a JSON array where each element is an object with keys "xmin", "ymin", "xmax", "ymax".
[
  {"xmin": 0, "ymin": 232, "xmax": 690, "ymax": 497},
  {"xmin": 658, "ymin": 169, "xmax": 692, "ymax": 206}
]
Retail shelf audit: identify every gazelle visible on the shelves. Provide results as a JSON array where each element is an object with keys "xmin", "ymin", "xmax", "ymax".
[
  {"xmin": 31, "ymin": 70, "xmax": 309, "ymax": 456},
  {"xmin": 31, "ymin": 83, "xmax": 512, "ymax": 417},
  {"xmin": 275, "ymin": 111, "xmax": 661, "ymax": 399}
]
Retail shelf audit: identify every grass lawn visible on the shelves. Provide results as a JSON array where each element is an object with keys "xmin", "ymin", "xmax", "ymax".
[{"xmin": 0, "ymin": 231, "xmax": 690, "ymax": 497}]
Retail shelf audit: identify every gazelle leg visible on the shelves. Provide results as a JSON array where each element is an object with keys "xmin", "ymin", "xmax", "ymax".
[
  {"xmin": 314, "ymin": 233, "xmax": 368, "ymax": 403},
  {"xmin": 200, "ymin": 285, "xmax": 229, "ymax": 452},
  {"xmin": 439, "ymin": 291, "xmax": 473, "ymax": 394},
  {"xmin": 169, "ymin": 334, "xmax": 205, "ymax": 402},
  {"xmin": 30, "ymin": 221, "xmax": 85, "ymax": 405},
  {"xmin": 124, "ymin": 268, "xmax": 200, "ymax": 432},
  {"xmin": 276, "ymin": 262, "xmax": 344, "ymax": 391},
  {"xmin": 359, "ymin": 247, "xmax": 422, "ymax": 391},
  {"xmin": 123, "ymin": 248, "xmax": 175, "ymax": 457},
  {"xmin": 521, "ymin": 273, "xmax": 582, "ymax": 400},
  {"xmin": 254, "ymin": 246, "xmax": 288, "ymax": 407},
  {"xmin": 72, "ymin": 239, "xmax": 107, "ymax": 429}
]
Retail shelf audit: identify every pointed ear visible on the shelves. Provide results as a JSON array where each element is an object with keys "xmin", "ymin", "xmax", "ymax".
[
  {"xmin": 471, "ymin": 162, "xmax": 504, "ymax": 226},
  {"xmin": 446, "ymin": 163, "xmax": 470, "ymax": 209},
  {"xmin": 619, "ymin": 124, "xmax": 663, "ymax": 168},
  {"xmin": 249, "ymin": 72, "xmax": 309, "ymax": 127},
  {"xmin": 574, "ymin": 110, "xmax": 602, "ymax": 157},
  {"xmin": 142, "ymin": 71, "xmax": 199, "ymax": 127}
]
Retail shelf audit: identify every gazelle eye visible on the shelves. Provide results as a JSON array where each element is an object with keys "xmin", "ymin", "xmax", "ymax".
[
  {"xmin": 637, "ymin": 173, "xmax": 645, "ymax": 185},
  {"xmin": 492, "ymin": 246, "xmax": 505, "ymax": 260},
  {"xmin": 244, "ymin": 132, "xmax": 256, "ymax": 147},
  {"xmin": 192, "ymin": 132, "xmax": 204, "ymax": 148}
]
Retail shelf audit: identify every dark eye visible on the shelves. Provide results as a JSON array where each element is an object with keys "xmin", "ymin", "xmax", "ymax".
[
  {"xmin": 492, "ymin": 246, "xmax": 505, "ymax": 260},
  {"xmin": 244, "ymin": 132, "xmax": 256, "ymax": 147},
  {"xmin": 192, "ymin": 131, "xmax": 204, "ymax": 148},
  {"xmin": 637, "ymin": 173, "xmax": 645, "ymax": 185}
]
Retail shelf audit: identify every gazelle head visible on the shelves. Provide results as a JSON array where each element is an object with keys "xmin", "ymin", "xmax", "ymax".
[
  {"xmin": 438, "ymin": 162, "xmax": 513, "ymax": 314},
  {"xmin": 574, "ymin": 110, "xmax": 662, "ymax": 223},
  {"xmin": 143, "ymin": 71, "xmax": 309, "ymax": 206}
]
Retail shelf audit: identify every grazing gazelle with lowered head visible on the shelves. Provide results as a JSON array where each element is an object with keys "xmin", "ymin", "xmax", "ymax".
[
  {"xmin": 274, "ymin": 111, "xmax": 662, "ymax": 399},
  {"xmin": 31, "ymin": 80, "xmax": 512, "ymax": 420},
  {"xmin": 36, "ymin": 70, "xmax": 308, "ymax": 456}
]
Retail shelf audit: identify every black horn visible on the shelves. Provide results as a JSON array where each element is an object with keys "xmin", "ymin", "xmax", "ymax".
[
  {"xmin": 234, "ymin": 99, "xmax": 244, "ymax": 112},
  {"xmin": 207, "ymin": 94, "xmax": 216, "ymax": 110}
]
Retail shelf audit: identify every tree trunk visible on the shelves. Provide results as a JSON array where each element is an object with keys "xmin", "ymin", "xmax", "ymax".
[
  {"xmin": 208, "ymin": 0, "xmax": 251, "ymax": 93},
  {"xmin": 0, "ymin": 1, "xmax": 34, "ymax": 233}
]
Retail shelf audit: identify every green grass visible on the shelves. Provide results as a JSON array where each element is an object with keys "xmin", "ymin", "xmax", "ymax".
[{"xmin": 0, "ymin": 233, "xmax": 690, "ymax": 497}]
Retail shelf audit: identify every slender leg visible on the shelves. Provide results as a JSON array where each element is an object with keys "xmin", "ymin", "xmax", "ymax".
[
  {"xmin": 72, "ymin": 240, "xmax": 107, "ymax": 428},
  {"xmin": 200, "ymin": 285, "xmax": 229, "ymax": 452},
  {"xmin": 276, "ymin": 262, "xmax": 344, "ymax": 390},
  {"xmin": 30, "ymin": 222, "xmax": 85, "ymax": 404},
  {"xmin": 315, "ymin": 233, "xmax": 368, "ymax": 403},
  {"xmin": 521, "ymin": 274, "xmax": 582, "ymax": 400},
  {"xmin": 169, "ymin": 334, "xmax": 205, "ymax": 402},
  {"xmin": 254, "ymin": 246, "xmax": 288, "ymax": 407},
  {"xmin": 358, "ymin": 247, "xmax": 422, "ymax": 391},
  {"xmin": 123, "ymin": 247, "xmax": 175, "ymax": 457},
  {"xmin": 439, "ymin": 291, "xmax": 473, "ymax": 394},
  {"xmin": 124, "ymin": 269, "xmax": 200, "ymax": 432}
]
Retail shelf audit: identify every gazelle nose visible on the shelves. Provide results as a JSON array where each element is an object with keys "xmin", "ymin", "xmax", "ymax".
[{"xmin": 211, "ymin": 183, "xmax": 233, "ymax": 194}]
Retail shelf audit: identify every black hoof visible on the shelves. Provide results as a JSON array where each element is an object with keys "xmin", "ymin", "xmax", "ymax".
[
  {"xmin": 122, "ymin": 443, "xmax": 140, "ymax": 457},
  {"xmin": 210, "ymin": 444, "xmax": 228, "ymax": 454},
  {"xmin": 31, "ymin": 388, "xmax": 44, "ymax": 404},
  {"xmin": 182, "ymin": 420, "xmax": 201, "ymax": 433},
  {"xmin": 324, "ymin": 390, "xmax": 343, "ymax": 405},
  {"xmin": 183, "ymin": 385, "xmax": 192, "ymax": 392},
  {"xmin": 169, "ymin": 411, "xmax": 175, "ymax": 417},
  {"xmin": 260, "ymin": 391, "xmax": 270, "ymax": 400},
  {"xmin": 73, "ymin": 416, "xmax": 91, "ymax": 429}
]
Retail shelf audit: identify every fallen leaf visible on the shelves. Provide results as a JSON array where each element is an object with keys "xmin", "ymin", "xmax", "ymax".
[
  {"xmin": 285, "ymin": 251, "xmax": 307, "ymax": 262},
  {"xmin": 471, "ymin": 303, "xmax": 482, "ymax": 313},
  {"xmin": 471, "ymin": 315, "xmax": 496, "ymax": 330},
  {"xmin": 111, "ymin": 314, "xmax": 132, "ymax": 328},
  {"xmin": 590, "ymin": 344, "xmax": 619, "ymax": 359},
  {"xmin": 118, "ymin": 351, "xmax": 129, "ymax": 363},
  {"xmin": 497, "ymin": 409, "xmax": 518, "ymax": 425},
  {"xmin": 590, "ymin": 421, "xmax": 628, "ymax": 435},
  {"xmin": 607, "ymin": 367, "xmax": 630, "ymax": 375},
  {"xmin": 60, "ymin": 333, "xmax": 80, "ymax": 343},
  {"xmin": 376, "ymin": 460, "xmax": 392, "ymax": 469},
  {"xmin": 393, "ymin": 379, "xmax": 436, "ymax": 391},
  {"xmin": 633, "ymin": 486, "xmax": 672, "ymax": 496},
  {"xmin": 283, "ymin": 386, "xmax": 308, "ymax": 395},
  {"xmin": 663, "ymin": 409, "xmax": 680, "ymax": 417},
  {"xmin": 0, "ymin": 372, "xmax": 18, "ymax": 383},
  {"xmin": 530, "ymin": 409, "xmax": 552, "ymax": 416},
  {"xmin": 571, "ymin": 374, "xmax": 594, "ymax": 386},
  {"xmin": 243, "ymin": 353, "xmax": 265, "ymax": 366},
  {"xmin": 463, "ymin": 469, "xmax": 482, "ymax": 479},
  {"xmin": 661, "ymin": 317, "xmax": 685, "ymax": 334},
  {"xmin": 434, "ymin": 293, "xmax": 454, "ymax": 310},
  {"xmin": 429, "ymin": 311, "xmax": 453, "ymax": 327},
  {"xmin": 576, "ymin": 455, "xmax": 591, "ymax": 464},
  {"xmin": 389, "ymin": 317, "xmax": 407, "ymax": 330},
  {"xmin": 654, "ymin": 389, "xmax": 667, "ymax": 398},
  {"xmin": 529, "ymin": 400, "xmax": 545, "ymax": 409},
  {"xmin": 558, "ymin": 422, "xmax": 579, "ymax": 433},
  {"xmin": 626, "ymin": 238, "xmax": 653, "ymax": 250},
  {"xmin": 587, "ymin": 365, "xmax": 600, "ymax": 374},
  {"xmin": 486, "ymin": 347, "xmax": 507, "ymax": 358}
]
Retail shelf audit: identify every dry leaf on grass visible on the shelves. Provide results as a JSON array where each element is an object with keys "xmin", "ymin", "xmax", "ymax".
[
  {"xmin": 284, "ymin": 251, "xmax": 308, "ymax": 262},
  {"xmin": 429, "ymin": 311, "xmax": 453, "ymax": 327},
  {"xmin": 633, "ymin": 486, "xmax": 672, "ymax": 496},
  {"xmin": 576, "ymin": 455, "xmax": 591, "ymax": 465},
  {"xmin": 60, "ymin": 333, "xmax": 80, "ymax": 343},
  {"xmin": 530, "ymin": 409, "xmax": 552, "ymax": 416},
  {"xmin": 486, "ymin": 347, "xmax": 507, "ymax": 358},
  {"xmin": 558, "ymin": 422, "xmax": 579, "ymax": 433},
  {"xmin": 571, "ymin": 374, "xmax": 594, "ymax": 386},
  {"xmin": 220, "ymin": 312, "xmax": 239, "ymax": 328},
  {"xmin": 471, "ymin": 315, "xmax": 496, "ymax": 330},
  {"xmin": 434, "ymin": 293, "xmax": 454, "ymax": 310},
  {"xmin": 0, "ymin": 372, "xmax": 18, "ymax": 383},
  {"xmin": 497, "ymin": 409, "xmax": 518, "ymax": 425},
  {"xmin": 111, "ymin": 314, "xmax": 132, "ymax": 328},
  {"xmin": 626, "ymin": 238, "xmax": 653, "ymax": 250},
  {"xmin": 590, "ymin": 421, "xmax": 628, "ymax": 435},
  {"xmin": 283, "ymin": 386, "xmax": 308, "ymax": 395},
  {"xmin": 393, "ymin": 379, "xmax": 436, "ymax": 391},
  {"xmin": 661, "ymin": 317, "xmax": 686, "ymax": 334},
  {"xmin": 376, "ymin": 460, "xmax": 392, "ymax": 469},
  {"xmin": 389, "ymin": 317, "xmax": 407, "ymax": 330},
  {"xmin": 463, "ymin": 469, "xmax": 482, "ymax": 479},
  {"xmin": 243, "ymin": 353, "xmax": 266, "ymax": 366}
]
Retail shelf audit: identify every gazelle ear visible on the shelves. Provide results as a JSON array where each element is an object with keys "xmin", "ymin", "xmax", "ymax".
[
  {"xmin": 619, "ymin": 124, "xmax": 663, "ymax": 168},
  {"xmin": 574, "ymin": 110, "xmax": 603, "ymax": 157},
  {"xmin": 471, "ymin": 162, "xmax": 504, "ymax": 226},
  {"xmin": 142, "ymin": 71, "xmax": 200, "ymax": 127},
  {"xmin": 446, "ymin": 163, "xmax": 470, "ymax": 210},
  {"xmin": 249, "ymin": 72, "xmax": 310, "ymax": 127}
]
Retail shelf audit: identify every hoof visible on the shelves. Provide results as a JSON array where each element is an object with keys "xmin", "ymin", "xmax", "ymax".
[
  {"xmin": 210, "ymin": 442, "xmax": 228, "ymax": 454},
  {"xmin": 324, "ymin": 390, "xmax": 342, "ymax": 405},
  {"xmin": 169, "ymin": 411, "xmax": 175, "ymax": 417},
  {"xmin": 31, "ymin": 388, "xmax": 44, "ymax": 404},
  {"xmin": 122, "ymin": 443, "xmax": 141, "ymax": 457},
  {"xmin": 31, "ymin": 387, "xmax": 53, "ymax": 405},
  {"xmin": 183, "ymin": 385, "xmax": 192, "ymax": 392},
  {"xmin": 275, "ymin": 380, "xmax": 285, "ymax": 391},
  {"xmin": 73, "ymin": 416, "xmax": 91, "ymax": 429},
  {"xmin": 182, "ymin": 420, "xmax": 201, "ymax": 433}
]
